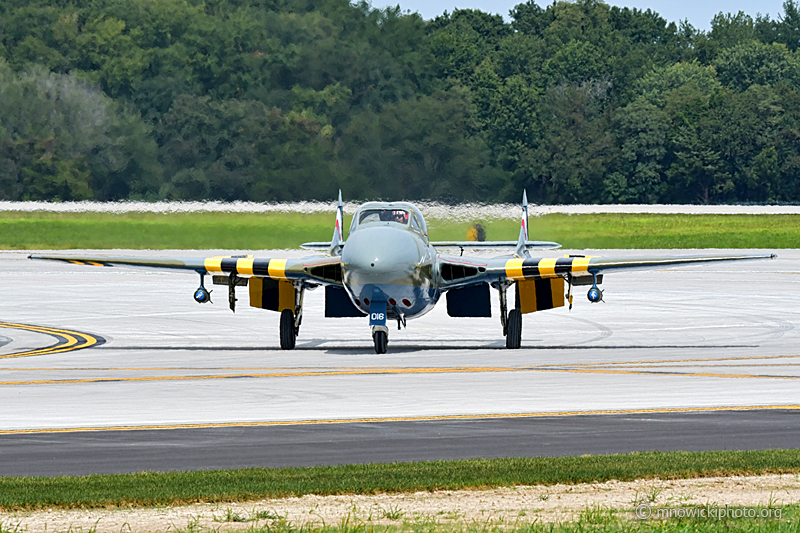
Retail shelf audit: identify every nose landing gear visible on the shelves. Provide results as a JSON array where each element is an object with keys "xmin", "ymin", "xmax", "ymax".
[
  {"xmin": 368, "ymin": 294, "xmax": 390, "ymax": 354},
  {"xmin": 372, "ymin": 326, "xmax": 388, "ymax": 354}
]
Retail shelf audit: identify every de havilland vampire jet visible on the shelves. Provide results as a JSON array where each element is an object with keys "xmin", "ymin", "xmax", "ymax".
[{"xmin": 30, "ymin": 193, "xmax": 775, "ymax": 353}]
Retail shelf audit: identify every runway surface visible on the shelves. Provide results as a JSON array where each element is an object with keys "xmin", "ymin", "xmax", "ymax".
[
  {"xmin": 1, "ymin": 248, "xmax": 799, "ymax": 476},
  {"xmin": 1, "ymin": 410, "xmax": 799, "ymax": 477}
]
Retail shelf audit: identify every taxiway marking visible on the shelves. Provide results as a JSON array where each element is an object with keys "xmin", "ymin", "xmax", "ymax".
[
  {"xmin": 1, "ymin": 354, "xmax": 798, "ymax": 373},
  {"xmin": 1, "ymin": 404, "xmax": 798, "ymax": 435},
  {"xmin": 0, "ymin": 363, "xmax": 798, "ymax": 386},
  {"xmin": 0, "ymin": 322, "xmax": 103, "ymax": 358}
]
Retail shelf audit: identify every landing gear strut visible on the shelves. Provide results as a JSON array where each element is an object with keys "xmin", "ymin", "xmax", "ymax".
[
  {"xmin": 498, "ymin": 283, "xmax": 509, "ymax": 336},
  {"xmin": 228, "ymin": 273, "xmax": 239, "ymax": 312},
  {"xmin": 279, "ymin": 284, "xmax": 305, "ymax": 350},
  {"xmin": 497, "ymin": 283, "xmax": 522, "ymax": 349}
]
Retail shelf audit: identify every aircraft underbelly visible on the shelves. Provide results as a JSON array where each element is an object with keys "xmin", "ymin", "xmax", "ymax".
[{"xmin": 344, "ymin": 281, "xmax": 439, "ymax": 320}]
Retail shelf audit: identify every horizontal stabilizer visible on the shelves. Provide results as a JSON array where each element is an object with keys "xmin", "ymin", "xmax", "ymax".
[
  {"xmin": 431, "ymin": 240, "xmax": 561, "ymax": 250},
  {"xmin": 301, "ymin": 242, "xmax": 343, "ymax": 250}
]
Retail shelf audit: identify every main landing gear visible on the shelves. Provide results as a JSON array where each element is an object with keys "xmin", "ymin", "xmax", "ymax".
[
  {"xmin": 279, "ymin": 284, "xmax": 305, "ymax": 350},
  {"xmin": 506, "ymin": 308, "xmax": 522, "ymax": 349},
  {"xmin": 280, "ymin": 309, "xmax": 297, "ymax": 350},
  {"xmin": 498, "ymin": 283, "xmax": 522, "ymax": 349}
]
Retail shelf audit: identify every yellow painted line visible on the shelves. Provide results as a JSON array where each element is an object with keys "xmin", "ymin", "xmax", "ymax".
[
  {"xmin": 1, "ymin": 363, "xmax": 797, "ymax": 387},
  {"xmin": 536, "ymin": 353, "xmax": 800, "ymax": 368},
  {"xmin": 2, "ymin": 355, "xmax": 799, "ymax": 373},
  {"xmin": 0, "ymin": 366, "xmax": 398, "ymax": 372},
  {"xmin": 3, "ymin": 404, "xmax": 799, "ymax": 435},
  {"xmin": 268, "ymin": 259, "xmax": 287, "ymax": 279},
  {"xmin": 591, "ymin": 363, "xmax": 800, "ymax": 369},
  {"xmin": 0, "ymin": 367, "xmax": 528, "ymax": 386},
  {"xmin": 3, "ymin": 355, "xmax": 800, "ymax": 373},
  {"xmin": 0, "ymin": 322, "xmax": 102, "ymax": 359},
  {"xmin": 539, "ymin": 367, "xmax": 800, "ymax": 380},
  {"xmin": 505, "ymin": 258, "xmax": 524, "ymax": 280}
]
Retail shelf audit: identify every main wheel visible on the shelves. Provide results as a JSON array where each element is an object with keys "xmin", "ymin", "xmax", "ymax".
[
  {"xmin": 280, "ymin": 309, "xmax": 296, "ymax": 350},
  {"xmin": 505, "ymin": 308, "xmax": 522, "ymax": 349},
  {"xmin": 373, "ymin": 330, "xmax": 388, "ymax": 354}
]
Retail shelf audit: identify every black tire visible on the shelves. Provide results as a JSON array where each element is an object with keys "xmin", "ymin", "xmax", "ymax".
[
  {"xmin": 373, "ymin": 330, "xmax": 388, "ymax": 354},
  {"xmin": 280, "ymin": 309, "xmax": 296, "ymax": 350},
  {"xmin": 505, "ymin": 308, "xmax": 522, "ymax": 349}
]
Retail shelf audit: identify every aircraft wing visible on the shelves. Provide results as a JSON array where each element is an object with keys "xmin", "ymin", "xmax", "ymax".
[
  {"xmin": 485, "ymin": 252, "xmax": 777, "ymax": 281},
  {"xmin": 29, "ymin": 253, "xmax": 345, "ymax": 285},
  {"xmin": 437, "ymin": 251, "xmax": 776, "ymax": 290}
]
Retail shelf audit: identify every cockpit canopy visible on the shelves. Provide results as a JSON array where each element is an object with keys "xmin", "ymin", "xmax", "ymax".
[
  {"xmin": 359, "ymin": 209, "xmax": 409, "ymax": 225},
  {"xmin": 350, "ymin": 202, "xmax": 428, "ymax": 240}
]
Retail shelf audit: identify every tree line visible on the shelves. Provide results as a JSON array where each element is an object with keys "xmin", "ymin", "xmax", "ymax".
[{"xmin": 2, "ymin": 0, "xmax": 800, "ymax": 204}]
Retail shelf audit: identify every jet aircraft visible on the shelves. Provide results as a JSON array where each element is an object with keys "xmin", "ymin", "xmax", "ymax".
[{"xmin": 30, "ymin": 193, "xmax": 775, "ymax": 353}]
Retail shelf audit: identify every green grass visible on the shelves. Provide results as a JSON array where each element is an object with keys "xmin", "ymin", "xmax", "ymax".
[
  {"xmin": 157, "ymin": 505, "xmax": 800, "ymax": 533},
  {"xmin": 0, "ymin": 212, "xmax": 798, "ymax": 249},
  {"xmin": 439, "ymin": 214, "xmax": 800, "ymax": 249},
  {"xmin": 1, "ymin": 450, "xmax": 799, "ymax": 511},
  {"xmin": 0, "ymin": 212, "xmax": 339, "ymax": 250}
]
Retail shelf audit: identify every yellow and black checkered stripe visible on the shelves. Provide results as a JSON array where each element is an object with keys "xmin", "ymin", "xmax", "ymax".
[
  {"xmin": 505, "ymin": 257, "xmax": 591, "ymax": 280},
  {"xmin": 203, "ymin": 257, "xmax": 289, "ymax": 279}
]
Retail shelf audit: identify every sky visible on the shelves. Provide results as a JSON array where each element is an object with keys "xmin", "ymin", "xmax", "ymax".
[{"xmin": 373, "ymin": 0, "xmax": 789, "ymax": 31}]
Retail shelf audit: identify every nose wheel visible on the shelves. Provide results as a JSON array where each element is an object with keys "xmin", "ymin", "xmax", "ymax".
[{"xmin": 372, "ymin": 326, "xmax": 388, "ymax": 354}]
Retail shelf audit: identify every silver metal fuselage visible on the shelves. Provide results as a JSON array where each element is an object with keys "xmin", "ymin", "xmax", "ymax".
[{"xmin": 340, "ymin": 202, "xmax": 440, "ymax": 320}]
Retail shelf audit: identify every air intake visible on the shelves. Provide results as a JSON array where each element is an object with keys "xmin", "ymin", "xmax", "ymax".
[
  {"xmin": 309, "ymin": 263, "xmax": 343, "ymax": 282},
  {"xmin": 441, "ymin": 263, "xmax": 478, "ymax": 281}
]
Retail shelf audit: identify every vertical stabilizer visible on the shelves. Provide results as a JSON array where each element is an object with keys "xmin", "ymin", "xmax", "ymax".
[
  {"xmin": 329, "ymin": 190, "xmax": 345, "ymax": 256},
  {"xmin": 515, "ymin": 190, "xmax": 529, "ymax": 257}
]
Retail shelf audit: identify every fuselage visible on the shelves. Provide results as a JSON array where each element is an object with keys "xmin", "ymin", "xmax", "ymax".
[{"xmin": 340, "ymin": 202, "xmax": 439, "ymax": 320}]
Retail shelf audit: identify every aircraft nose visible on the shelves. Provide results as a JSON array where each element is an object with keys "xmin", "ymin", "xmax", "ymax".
[{"xmin": 342, "ymin": 226, "xmax": 420, "ymax": 277}]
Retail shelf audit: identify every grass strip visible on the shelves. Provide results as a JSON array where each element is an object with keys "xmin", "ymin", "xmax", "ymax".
[
  {"xmin": 0, "ymin": 212, "xmax": 799, "ymax": 249},
  {"xmin": 1, "ymin": 450, "xmax": 799, "ymax": 510},
  {"xmin": 192, "ymin": 507, "xmax": 800, "ymax": 533}
]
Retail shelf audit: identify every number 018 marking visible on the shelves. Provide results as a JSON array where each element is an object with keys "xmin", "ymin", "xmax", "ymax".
[{"xmin": 370, "ymin": 312, "xmax": 385, "ymax": 321}]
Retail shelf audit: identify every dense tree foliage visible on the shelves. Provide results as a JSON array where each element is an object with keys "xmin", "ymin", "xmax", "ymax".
[{"xmin": 2, "ymin": 0, "xmax": 800, "ymax": 203}]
